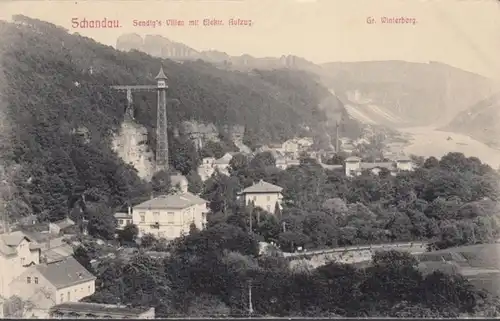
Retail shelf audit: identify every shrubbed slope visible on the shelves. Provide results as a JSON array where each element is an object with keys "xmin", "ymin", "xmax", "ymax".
[
  {"xmin": 0, "ymin": 15, "xmax": 344, "ymax": 226},
  {"xmin": 442, "ymin": 92, "xmax": 500, "ymax": 148},
  {"xmin": 320, "ymin": 61, "xmax": 497, "ymax": 126}
]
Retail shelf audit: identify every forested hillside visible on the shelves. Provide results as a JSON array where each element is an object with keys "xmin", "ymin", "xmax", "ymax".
[{"xmin": 0, "ymin": 15, "xmax": 354, "ymax": 226}]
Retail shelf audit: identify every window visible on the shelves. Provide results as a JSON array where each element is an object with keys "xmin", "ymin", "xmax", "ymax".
[
  {"xmin": 140, "ymin": 213, "xmax": 145, "ymax": 223},
  {"xmin": 21, "ymin": 257, "xmax": 25, "ymax": 265},
  {"xmin": 167, "ymin": 212, "xmax": 175, "ymax": 224},
  {"xmin": 27, "ymin": 277, "xmax": 31, "ymax": 284},
  {"xmin": 34, "ymin": 277, "xmax": 38, "ymax": 284},
  {"xmin": 60, "ymin": 293, "xmax": 64, "ymax": 303},
  {"xmin": 88, "ymin": 286, "xmax": 91, "ymax": 292},
  {"xmin": 118, "ymin": 219, "xmax": 124, "ymax": 225},
  {"xmin": 67, "ymin": 291, "xmax": 70, "ymax": 301},
  {"xmin": 153, "ymin": 212, "xmax": 160, "ymax": 219}
]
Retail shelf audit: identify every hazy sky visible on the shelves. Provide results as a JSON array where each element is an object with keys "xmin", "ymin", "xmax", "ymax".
[{"xmin": 2, "ymin": 0, "xmax": 500, "ymax": 79}]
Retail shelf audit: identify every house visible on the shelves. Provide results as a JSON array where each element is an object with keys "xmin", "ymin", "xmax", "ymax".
[
  {"xmin": 345, "ymin": 156, "xmax": 394, "ymax": 177},
  {"xmin": 395, "ymin": 155, "xmax": 414, "ymax": 171},
  {"xmin": 17, "ymin": 230, "xmax": 74, "ymax": 262},
  {"xmin": 276, "ymin": 157, "xmax": 287, "ymax": 170},
  {"xmin": 296, "ymin": 137, "xmax": 313, "ymax": 149},
  {"xmin": 197, "ymin": 157, "xmax": 216, "ymax": 181},
  {"xmin": 114, "ymin": 210, "xmax": 133, "ymax": 230},
  {"xmin": 344, "ymin": 156, "xmax": 415, "ymax": 177},
  {"xmin": 213, "ymin": 152, "xmax": 234, "ymax": 176},
  {"xmin": 239, "ymin": 180, "xmax": 283, "ymax": 213},
  {"xmin": 10, "ymin": 256, "xmax": 96, "ymax": 318},
  {"xmin": 49, "ymin": 302, "xmax": 155, "ymax": 319},
  {"xmin": 197, "ymin": 153, "xmax": 235, "ymax": 181},
  {"xmin": 282, "ymin": 139, "xmax": 299, "ymax": 156},
  {"xmin": 132, "ymin": 192, "xmax": 208, "ymax": 239},
  {"xmin": 341, "ymin": 142, "xmax": 355, "ymax": 153},
  {"xmin": 49, "ymin": 218, "xmax": 75, "ymax": 236},
  {"xmin": 0, "ymin": 231, "xmax": 41, "ymax": 298}
]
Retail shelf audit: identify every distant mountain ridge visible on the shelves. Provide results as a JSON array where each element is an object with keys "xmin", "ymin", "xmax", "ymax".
[{"xmin": 116, "ymin": 33, "xmax": 499, "ymax": 129}]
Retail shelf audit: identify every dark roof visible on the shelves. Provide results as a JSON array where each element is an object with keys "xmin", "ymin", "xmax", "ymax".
[
  {"xmin": 242, "ymin": 180, "xmax": 283, "ymax": 194},
  {"xmin": 35, "ymin": 256, "xmax": 96, "ymax": 289},
  {"xmin": 155, "ymin": 67, "xmax": 167, "ymax": 80},
  {"xmin": 50, "ymin": 302, "xmax": 153, "ymax": 317}
]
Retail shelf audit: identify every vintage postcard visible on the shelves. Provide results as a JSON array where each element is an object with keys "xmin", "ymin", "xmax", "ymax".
[{"xmin": 0, "ymin": 0, "xmax": 500, "ymax": 318}]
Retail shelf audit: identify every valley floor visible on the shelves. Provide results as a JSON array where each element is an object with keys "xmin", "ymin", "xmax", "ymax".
[{"xmin": 400, "ymin": 126, "xmax": 500, "ymax": 168}]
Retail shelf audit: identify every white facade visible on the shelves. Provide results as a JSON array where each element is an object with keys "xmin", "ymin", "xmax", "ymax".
[
  {"xmin": 133, "ymin": 193, "xmax": 208, "ymax": 239},
  {"xmin": 344, "ymin": 156, "xmax": 415, "ymax": 177},
  {"xmin": 11, "ymin": 270, "xmax": 95, "ymax": 318},
  {"xmin": 244, "ymin": 192, "xmax": 283, "ymax": 213},
  {"xmin": 396, "ymin": 159, "xmax": 414, "ymax": 171},
  {"xmin": 240, "ymin": 180, "xmax": 284, "ymax": 214},
  {"xmin": 282, "ymin": 140, "xmax": 299, "ymax": 155},
  {"xmin": 114, "ymin": 211, "xmax": 133, "ymax": 230},
  {"xmin": 0, "ymin": 233, "xmax": 41, "ymax": 298},
  {"xmin": 197, "ymin": 153, "xmax": 233, "ymax": 181},
  {"xmin": 197, "ymin": 157, "xmax": 216, "ymax": 181}
]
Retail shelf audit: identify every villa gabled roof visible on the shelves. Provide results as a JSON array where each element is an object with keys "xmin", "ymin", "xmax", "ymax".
[
  {"xmin": 133, "ymin": 192, "xmax": 207, "ymax": 210},
  {"xmin": 35, "ymin": 256, "xmax": 96, "ymax": 290},
  {"xmin": 242, "ymin": 180, "xmax": 283, "ymax": 194}
]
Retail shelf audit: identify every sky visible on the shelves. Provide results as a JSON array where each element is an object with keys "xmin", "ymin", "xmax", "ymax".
[{"xmin": 1, "ymin": 0, "xmax": 500, "ymax": 79}]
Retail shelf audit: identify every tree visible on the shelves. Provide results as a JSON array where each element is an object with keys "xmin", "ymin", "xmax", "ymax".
[
  {"xmin": 86, "ymin": 203, "xmax": 117, "ymax": 240},
  {"xmin": 73, "ymin": 245, "xmax": 93, "ymax": 273},
  {"xmin": 151, "ymin": 170, "xmax": 173, "ymax": 196},
  {"xmin": 2, "ymin": 296, "xmax": 34, "ymax": 318},
  {"xmin": 117, "ymin": 224, "xmax": 139, "ymax": 244},
  {"xmin": 186, "ymin": 170, "xmax": 203, "ymax": 194}
]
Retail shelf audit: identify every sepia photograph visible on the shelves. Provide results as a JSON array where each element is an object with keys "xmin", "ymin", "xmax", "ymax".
[{"xmin": 0, "ymin": 0, "xmax": 500, "ymax": 318}]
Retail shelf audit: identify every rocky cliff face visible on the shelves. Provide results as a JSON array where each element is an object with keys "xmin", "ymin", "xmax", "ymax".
[
  {"xmin": 116, "ymin": 33, "xmax": 199, "ymax": 60},
  {"xmin": 112, "ymin": 120, "xmax": 155, "ymax": 181}
]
